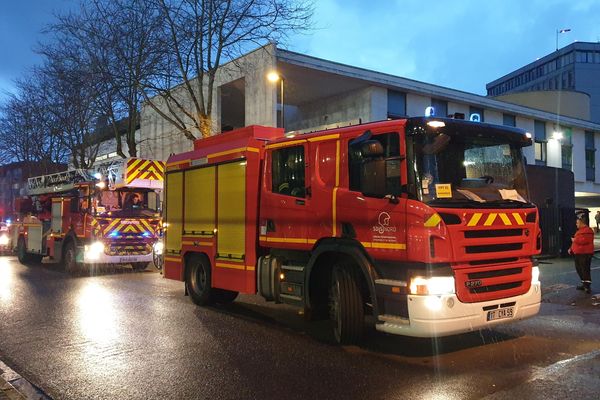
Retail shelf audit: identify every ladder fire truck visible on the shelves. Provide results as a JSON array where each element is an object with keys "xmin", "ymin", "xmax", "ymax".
[
  {"xmin": 12, "ymin": 158, "xmax": 164, "ymax": 272},
  {"xmin": 163, "ymin": 118, "xmax": 542, "ymax": 344}
]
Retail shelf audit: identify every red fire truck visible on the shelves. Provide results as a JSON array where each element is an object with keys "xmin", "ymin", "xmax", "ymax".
[
  {"xmin": 12, "ymin": 158, "xmax": 164, "ymax": 272},
  {"xmin": 163, "ymin": 118, "xmax": 541, "ymax": 344}
]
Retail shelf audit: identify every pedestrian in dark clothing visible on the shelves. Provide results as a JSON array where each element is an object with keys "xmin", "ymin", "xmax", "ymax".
[
  {"xmin": 595, "ymin": 211, "xmax": 600, "ymax": 231},
  {"xmin": 568, "ymin": 217, "xmax": 594, "ymax": 294}
]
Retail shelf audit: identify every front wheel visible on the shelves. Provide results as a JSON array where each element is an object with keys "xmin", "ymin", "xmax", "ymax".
[
  {"xmin": 62, "ymin": 241, "xmax": 80, "ymax": 274},
  {"xmin": 185, "ymin": 254, "xmax": 214, "ymax": 306},
  {"xmin": 212, "ymin": 289, "xmax": 238, "ymax": 304},
  {"xmin": 329, "ymin": 265, "xmax": 365, "ymax": 345},
  {"xmin": 132, "ymin": 262, "xmax": 150, "ymax": 272}
]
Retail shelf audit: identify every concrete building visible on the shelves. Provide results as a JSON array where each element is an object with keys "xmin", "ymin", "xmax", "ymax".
[
  {"xmin": 134, "ymin": 43, "xmax": 600, "ymax": 255},
  {"xmin": 139, "ymin": 44, "xmax": 600, "ymax": 203},
  {"xmin": 486, "ymin": 42, "xmax": 600, "ymax": 124}
]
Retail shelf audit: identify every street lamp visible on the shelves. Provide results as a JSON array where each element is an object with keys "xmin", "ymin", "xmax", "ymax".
[
  {"xmin": 267, "ymin": 71, "xmax": 285, "ymax": 130},
  {"xmin": 556, "ymin": 28, "xmax": 571, "ymax": 51}
]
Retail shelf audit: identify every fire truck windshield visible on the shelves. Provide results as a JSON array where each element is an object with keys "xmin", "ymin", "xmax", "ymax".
[
  {"xmin": 94, "ymin": 189, "xmax": 159, "ymax": 216},
  {"xmin": 413, "ymin": 130, "xmax": 531, "ymax": 207}
]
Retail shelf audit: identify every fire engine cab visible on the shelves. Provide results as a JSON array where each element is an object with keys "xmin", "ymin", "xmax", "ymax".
[
  {"xmin": 12, "ymin": 158, "xmax": 164, "ymax": 272},
  {"xmin": 163, "ymin": 118, "xmax": 542, "ymax": 344}
]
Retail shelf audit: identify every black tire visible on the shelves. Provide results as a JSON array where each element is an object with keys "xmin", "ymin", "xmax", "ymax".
[
  {"xmin": 185, "ymin": 254, "xmax": 214, "ymax": 306},
  {"xmin": 62, "ymin": 241, "xmax": 80, "ymax": 274},
  {"xmin": 329, "ymin": 265, "xmax": 364, "ymax": 345},
  {"xmin": 212, "ymin": 289, "xmax": 239, "ymax": 304},
  {"xmin": 152, "ymin": 250, "xmax": 163, "ymax": 271},
  {"xmin": 17, "ymin": 236, "xmax": 30, "ymax": 264},
  {"xmin": 29, "ymin": 254, "xmax": 43, "ymax": 264},
  {"xmin": 132, "ymin": 262, "xmax": 150, "ymax": 272}
]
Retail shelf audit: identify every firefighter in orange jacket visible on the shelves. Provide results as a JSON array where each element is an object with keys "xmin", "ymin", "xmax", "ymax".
[{"xmin": 568, "ymin": 217, "xmax": 594, "ymax": 294}]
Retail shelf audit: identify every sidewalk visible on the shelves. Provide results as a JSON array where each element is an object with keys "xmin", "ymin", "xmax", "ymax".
[{"xmin": 0, "ymin": 360, "xmax": 48, "ymax": 400}]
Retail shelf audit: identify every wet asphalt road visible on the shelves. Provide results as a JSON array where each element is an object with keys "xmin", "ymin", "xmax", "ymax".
[{"xmin": 0, "ymin": 255, "xmax": 599, "ymax": 400}]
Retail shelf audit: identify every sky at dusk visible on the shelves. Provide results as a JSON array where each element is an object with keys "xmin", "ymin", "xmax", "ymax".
[{"xmin": 0, "ymin": 0, "xmax": 599, "ymax": 101}]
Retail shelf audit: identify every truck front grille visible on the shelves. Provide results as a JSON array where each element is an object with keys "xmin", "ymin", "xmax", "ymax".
[
  {"xmin": 465, "ymin": 243, "xmax": 522, "ymax": 254},
  {"xmin": 453, "ymin": 260, "xmax": 531, "ymax": 303}
]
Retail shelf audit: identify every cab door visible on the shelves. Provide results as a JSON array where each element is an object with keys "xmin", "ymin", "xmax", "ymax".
[
  {"xmin": 260, "ymin": 142, "xmax": 311, "ymax": 249},
  {"xmin": 336, "ymin": 131, "xmax": 408, "ymax": 261}
]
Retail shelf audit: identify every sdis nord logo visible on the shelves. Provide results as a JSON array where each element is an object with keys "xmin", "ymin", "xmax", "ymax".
[{"xmin": 373, "ymin": 212, "xmax": 397, "ymax": 235}]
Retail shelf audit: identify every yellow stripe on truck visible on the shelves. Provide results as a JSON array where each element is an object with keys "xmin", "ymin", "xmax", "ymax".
[
  {"xmin": 499, "ymin": 213, "xmax": 512, "ymax": 226},
  {"xmin": 424, "ymin": 214, "xmax": 441, "ymax": 227},
  {"xmin": 467, "ymin": 213, "xmax": 483, "ymax": 227},
  {"xmin": 512, "ymin": 213, "xmax": 525, "ymax": 225}
]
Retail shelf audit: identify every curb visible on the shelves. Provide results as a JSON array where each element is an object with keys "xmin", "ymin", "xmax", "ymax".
[{"xmin": 0, "ymin": 360, "xmax": 50, "ymax": 400}]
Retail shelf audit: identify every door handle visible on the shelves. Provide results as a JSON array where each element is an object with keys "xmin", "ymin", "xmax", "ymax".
[{"xmin": 295, "ymin": 199, "xmax": 305, "ymax": 206}]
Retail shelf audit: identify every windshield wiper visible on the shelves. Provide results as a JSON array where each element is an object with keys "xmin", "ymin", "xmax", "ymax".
[
  {"xmin": 484, "ymin": 199, "xmax": 534, "ymax": 208},
  {"xmin": 427, "ymin": 198, "xmax": 483, "ymax": 208}
]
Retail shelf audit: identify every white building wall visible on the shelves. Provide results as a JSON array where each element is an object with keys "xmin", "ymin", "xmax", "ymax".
[
  {"xmin": 370, "ymin": 86, "xmax": 388, "ymax": 122},
  {"xmin": 289, "ymin": 86, "xmax": 376, "ymax": 131},
  {"xmin": 572, "ymin": 128, "xmax": 585, "ymax": 183},
  {"xmin": 484, "ymin": 110, "xmax": 502, "ymax": 125},
  {"xmin": 406, "ymin": 93, "xmax": 431, "ymax": 117},
  {"xmin": 448, "ymin": 102, "xmax": 469, "ymax": 117}
]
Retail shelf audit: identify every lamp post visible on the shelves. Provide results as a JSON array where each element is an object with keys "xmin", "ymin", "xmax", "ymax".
[
  {"xmin": 267, "ymin": 71, "xmax": 285, "ymax": 130},
  {"xmin": 556, "ymin": 28, "xmax": 571, "ymax": 51}
]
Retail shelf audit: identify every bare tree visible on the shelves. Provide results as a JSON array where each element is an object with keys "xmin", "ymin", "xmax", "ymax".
[
  {"xmin": 143, "ymin": 0, "xmax": 313, "ymax": 140},
  {"xmin": 48, "ymin": 0, "xmax": 166, "ymax": 158},
  {"xmin": 35, "ymin": 51, "xmax": 102, "ymax": 169},
  {"xmin": 0, "ymin": 76, "xmax": 70, "ymax": 170}
]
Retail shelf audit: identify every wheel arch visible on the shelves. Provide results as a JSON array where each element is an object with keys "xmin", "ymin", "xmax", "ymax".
[{"xmin": 304, "ymin": 238, "xmax": 380, "ymax": 317}]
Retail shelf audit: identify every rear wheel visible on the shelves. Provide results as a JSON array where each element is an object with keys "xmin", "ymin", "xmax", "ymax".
[
  {"xmin": 17, "ymin": 237, "xmax": 30, "ymax": 264},
  {"xmin": 132, "ymin": 262, "xmax": 150, "ymax": 272},
  {"xmin": 185, "ymin": 254, "xmax": 214, "ymax": 306},
  {"xmin": 329, "ymin": 265, "xmax": 364, "ymax": 345}
]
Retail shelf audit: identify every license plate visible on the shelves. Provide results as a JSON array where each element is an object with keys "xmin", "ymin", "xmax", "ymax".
[
  {"xmin": 119, "ymin": 257, "xmax": 139, "ymax": 263},
  {"xmin": 487, "ymin": 307, "xmax": 514, "ymax": 321}
]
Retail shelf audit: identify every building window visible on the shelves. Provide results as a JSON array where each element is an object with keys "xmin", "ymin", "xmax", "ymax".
[
  {"xmin": 387, "ymin": 90, "xmax": 406, "ymax": 119},
  {"xmin": 586, "ymin": 131, "xmax": 596, "ymax": 181},
  {"xmin": 534, "ymin": 120, "xmax": 546, "ymax": 166},
  {"xmin": 271, "ymin": 145, "xmax": 305, "ymax": 198},
  {"xmin": 431, "ymin": 98, "xmax": 448, "ymax": 117},
  {"xmin": 503, "ymin": 114, "xmax": 516, "ymax": 127},
  {"xmin": 560, "ymin": 127, "xmax": 573, "ymax": 171},
  {"xmin": 469, "ymin": 106, "xmax": 484, "ymax": 122}
]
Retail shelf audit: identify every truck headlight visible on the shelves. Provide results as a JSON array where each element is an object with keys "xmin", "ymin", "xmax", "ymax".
[
  {"xmin": 409, "ymin": 276, "xmax": 455, "ymax": 295},
  {"xmin": 0, "ymin": 234, "xmax": 9, "ymax": 246},
  {"xmin": 85, "ymin": 241, "xmax": 105, "ymax": 260},
  {"xmin": 153, "ymin": 241, "xmax": 164, "ymax": 255},
  {"xmin": 531, "ymin": 266, "xmax": 540, "ymax": 284}
]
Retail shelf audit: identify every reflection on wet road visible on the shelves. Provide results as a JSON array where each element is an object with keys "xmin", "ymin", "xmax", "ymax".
[{"xmin": 0, "ymin": 255, "xmax": 598, "ymax": 400}]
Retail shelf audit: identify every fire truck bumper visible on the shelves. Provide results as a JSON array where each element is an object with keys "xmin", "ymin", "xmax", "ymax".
[
  {"xmin": 82, "ymin": 252, "xmax": 153, "ymax": 265},
  {"xmin": 375, "ymin": 282, "xmax": 541, "ymax": 338}
]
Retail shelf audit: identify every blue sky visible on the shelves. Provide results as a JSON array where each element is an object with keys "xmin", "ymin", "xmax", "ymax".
[{"xmin": 1, "ymin": 0, "xmax": 599, "ymax": 101}]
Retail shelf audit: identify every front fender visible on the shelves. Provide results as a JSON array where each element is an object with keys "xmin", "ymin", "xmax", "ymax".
[{"xmin": 305, "ymin": 238, "xmax": 380, "ymax": 317}]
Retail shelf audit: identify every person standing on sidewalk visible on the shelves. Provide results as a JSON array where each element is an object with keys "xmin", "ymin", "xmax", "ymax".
[
  {"xmin": 595, "ymin": 210, "xmax": 600, "ymax": 232},
  {"xmin": 568, "ymin": 217, "xmax": 594, "ymax": 294}
]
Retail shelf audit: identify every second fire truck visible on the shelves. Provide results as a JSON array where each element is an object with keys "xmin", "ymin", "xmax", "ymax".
[
  {"xmin": 162, "ymin": 117, "xmax": 542, "ymax": 344},
  {"xmin": 13, "ymin": 158, "xmax": 164, "ymax": 272}
]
